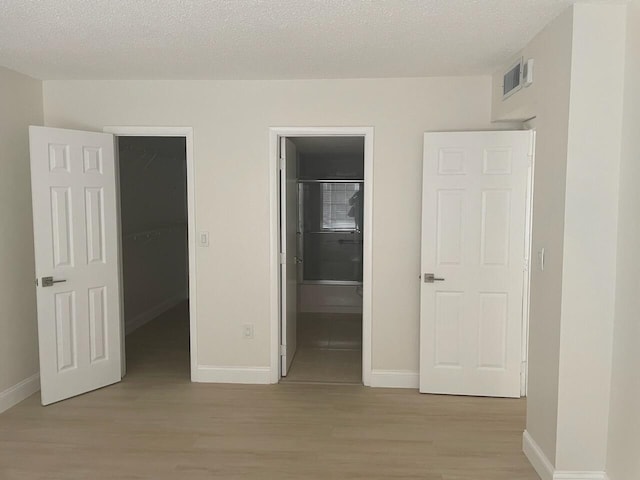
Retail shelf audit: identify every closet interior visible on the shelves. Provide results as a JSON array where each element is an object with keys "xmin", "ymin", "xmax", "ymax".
[{"xmin": 117, "ymin": 136, "xmax": 190, "ymax": 378}]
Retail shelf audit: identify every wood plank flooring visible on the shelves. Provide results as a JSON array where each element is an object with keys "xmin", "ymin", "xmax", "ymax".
[{"xmin": 0, "ymin": 302, "xmax": 539, "ymax": 479}]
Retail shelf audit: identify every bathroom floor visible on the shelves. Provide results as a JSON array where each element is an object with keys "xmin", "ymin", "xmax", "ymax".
[{"xmin": 281, "ymin": 312, "xmax": 363, "ymax": 384}]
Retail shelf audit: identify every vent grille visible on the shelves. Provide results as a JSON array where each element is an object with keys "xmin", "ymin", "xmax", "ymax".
[{"xmin": 503, "ymin": 58, "xmax": 523, "ymax": 100}]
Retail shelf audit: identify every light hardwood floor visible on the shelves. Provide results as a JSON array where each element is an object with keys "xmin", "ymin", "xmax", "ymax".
[{"xmin": 0, "ymin": 302, "xmax": 538, "ymax": 480}]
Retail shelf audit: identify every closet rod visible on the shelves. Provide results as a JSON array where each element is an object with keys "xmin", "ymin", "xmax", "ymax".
[{"xmin": 124, "ymin": 223, "xmax": 187, "ymax": 241}]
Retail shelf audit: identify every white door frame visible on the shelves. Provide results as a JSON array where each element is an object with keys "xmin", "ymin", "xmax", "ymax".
[
  {"xmin": 103, "ymin": 126, "xmax": 197, "ymax": 381},
  {"xmin": 269, "ymin": 127, "xmax": 374, "ymax": 386},
  {"xmin": 521, "ymin": 127, "xmax": 536, "ymax": 396}
]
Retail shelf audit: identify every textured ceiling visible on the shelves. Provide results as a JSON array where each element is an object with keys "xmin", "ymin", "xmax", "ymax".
[{"xmin": 0, "ymin": 0, "xmax": 580, "ymax": 80}]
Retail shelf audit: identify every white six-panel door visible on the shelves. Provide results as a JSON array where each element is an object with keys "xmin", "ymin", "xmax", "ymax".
[
  {"xmin": 29, "ymin": 126, "xmax": 122, "ymax": 405},
  {"xmin": 280, "ymin": 138, "xmax": 298, "ymax": 376},
  {"xmin": 420, "ymin": 131, "xmax": 531, "ymax": 398}
]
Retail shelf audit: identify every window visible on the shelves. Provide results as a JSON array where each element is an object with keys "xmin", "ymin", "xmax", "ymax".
[{"xmin": 321, "ymin": 183, "xmax": 361, "ymax": 231}]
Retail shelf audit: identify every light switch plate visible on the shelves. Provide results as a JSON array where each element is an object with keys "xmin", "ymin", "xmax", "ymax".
[
  {"xmin": 538, "ymin": 248, "xmax": 545, "ymax": 271},
  {"xmin": 242, "ymin": 323, "xmax": 254, "ymax": 339},
  {"xmin": 199, "ymin": 231, "xmax": 209, "ymax": 247}
]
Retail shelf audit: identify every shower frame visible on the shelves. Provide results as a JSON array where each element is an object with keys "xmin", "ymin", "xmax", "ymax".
[{"xmin": 298, "ymin": 178, "xmax": 364, "ymax": 286}]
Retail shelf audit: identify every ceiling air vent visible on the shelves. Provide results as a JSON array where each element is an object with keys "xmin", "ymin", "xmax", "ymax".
[{"xmin": 502, "ymin": 58, "xmax": 523, "ymax": 100}]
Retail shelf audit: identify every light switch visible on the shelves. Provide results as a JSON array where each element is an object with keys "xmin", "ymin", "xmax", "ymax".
[
  {"xmin": 538, "ymin": 248, "xmax": 545, "ymax": 271},
  {"xmin": 242, "ymin": 323, "xmax": 254, "ymax": 339},
  {"xmin": 199, "ymin": 231, "xmax": 209, "ymax": 247}
]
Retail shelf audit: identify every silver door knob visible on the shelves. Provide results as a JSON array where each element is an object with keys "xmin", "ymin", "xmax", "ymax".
[
  {"xmin": 42, "ymin": 276, "xmax": 67, "ymax": 287},
  {"xmin": 423, "ymin": 273, "xmax": 445, "ymax": 283}
]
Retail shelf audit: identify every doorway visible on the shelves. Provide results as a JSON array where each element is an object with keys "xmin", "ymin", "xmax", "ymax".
[
  {"xmin": 116, "ymin": 136, "xmax": 189, "ymax": 378},
  {"xmin": 106, "ymin": 126, "xmax": 198, "ymax": 380},
  {"xmin": 269, "ymin": 127, "xmax": 374, "ymax": 386},
  {"xmin": 28, "ymin": 126, "xmax": 196, "ymax": 404}
]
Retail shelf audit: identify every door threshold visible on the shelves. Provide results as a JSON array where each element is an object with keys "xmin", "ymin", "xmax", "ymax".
[{"xmin": 278, "ymin": 379, "xmax": 363, "ymax": 387}]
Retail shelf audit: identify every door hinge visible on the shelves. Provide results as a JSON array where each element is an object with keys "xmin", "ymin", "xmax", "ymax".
[
  {"xmin": 35, "ymin": 278, "xmax": 38, "ymax": 287},
  {"xmin": 280, "ymin": 344, "xmax": 286, "ymax": 356},
  {"xmin": 280, "ymin": 252, "xmax": 286, "ymax": 264},
  {"xmin": 279, "ymin": 156, "xmax": 285, "ymax": 170},
  {"xmin": 523, "ymin": 258, "xmax": 529, "ymax": 272}
]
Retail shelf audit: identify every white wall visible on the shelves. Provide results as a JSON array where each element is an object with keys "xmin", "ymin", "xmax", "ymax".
[
  {"xmin": 118, "ymin": 137, "xmax": 188, "ymax": 333},
  {"xmin": 555, "ymin": 4, "xmax": 626, "ymax": 471},
  {"xmin": 493, "ymin": 3, "xmax": 628, "ymax": 475},
  {"xmin": 606, "ymin": 1, "xmax": 640, "ymax": 478},
  {"xmin": 492, "ymin": 8, "xmax": 575, "ymax": 466},
  {"xmin": 0, "ymin": 67, "xmax": 43, "ymax": 406},
  {"xmin": 43, "ymin": 76, "xmax": 498, "ymax": 373}
]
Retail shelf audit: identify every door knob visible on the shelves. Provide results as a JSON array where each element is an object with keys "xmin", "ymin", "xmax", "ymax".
[
  {"xmin": 423, "ymin": 273, "xmax": 445, "ymax": 283},
  {"xmin": 41, "ymin": 276, "xmax": 67, "ymax": 287}
]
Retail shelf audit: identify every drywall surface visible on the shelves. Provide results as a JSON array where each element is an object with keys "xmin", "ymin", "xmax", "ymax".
[
  {"xmin": 555, "ymin": 4, "xmax": 626, "ymax": 471},
  {"xmin": 43, "ymin": 76, "xmax": 497, "ymax": 371},
  {"xmin": 493, "ymin": 3, "xmax": 629, "ymax": 473},
  {"xmin": 118, "ymin": 137, "xmax": 188, "ymax": 333},
  {"xmin": 606, "ymin": 1, "xmax": 640, "ymax": 478},
  {"xmin": 0, "ymin": 67, "xmax": 43, "ymax": 394},
  {"xmin": 492, "ymin": 7, "xmax": 574, "ymax": 466}
]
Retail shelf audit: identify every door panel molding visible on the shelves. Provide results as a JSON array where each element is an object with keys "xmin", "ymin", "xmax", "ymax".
[
  {"xmin": 30, "ymin": 126, "xmax": 122, "ymax": 405},
  {"xmin": 420, "ymin": 130, "xmax": 532, "ymax": 398}
]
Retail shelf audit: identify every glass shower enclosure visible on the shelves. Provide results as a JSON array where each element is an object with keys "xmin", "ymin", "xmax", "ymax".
[{"xmin": 298, "ymin": 179, "xmax": 363, "ymax": 285}]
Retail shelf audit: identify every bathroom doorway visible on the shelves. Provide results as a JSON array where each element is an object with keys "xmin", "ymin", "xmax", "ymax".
[{"xmin": 270, "ymin": 128, "xmax": 373, "ymax": 385}]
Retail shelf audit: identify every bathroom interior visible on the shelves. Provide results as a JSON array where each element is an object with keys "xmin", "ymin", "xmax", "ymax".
[{"xmin": 282, "ymin": 136, "xmax": 365, "ymax": 384}]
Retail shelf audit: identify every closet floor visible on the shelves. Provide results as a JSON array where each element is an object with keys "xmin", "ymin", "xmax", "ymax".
[
  {"xmin": 281, "ymin": 312, "xmax": 363, "ymax": 384},
  {"xmin": 125, "ymin": 300, "xmax": 191, "ymax": 381}
]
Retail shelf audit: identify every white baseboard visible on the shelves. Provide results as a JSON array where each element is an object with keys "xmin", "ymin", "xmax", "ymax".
[
  {"xmin": 523, "ymin": 430, "xmax": 554, "ymax": 480},
  {"xmin": 193, "ymin": 365, "xmax": 272, "ymax": 384},
  {"xmin": 125, "ymin": 294, "xmax": 187, "ymax": 335},
  {"xmin": 554, "ymin": 473, "xmax": 608, "ymax": 480},
  {"xmin": 523, "ymin": 430, "xmax": 608, "ymax": 480},
  {"xmin": 0, "ymin": 373, "xmax": 40, "ymax": 414},
  {"xmin": 369, "ymin": 369, "xmax": 419, "ymax": 389}
]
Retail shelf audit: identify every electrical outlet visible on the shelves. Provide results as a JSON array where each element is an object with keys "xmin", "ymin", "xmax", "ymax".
[{"xmin": 242, "ymin": 323, "xmax": 254, "ymax": 339}]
